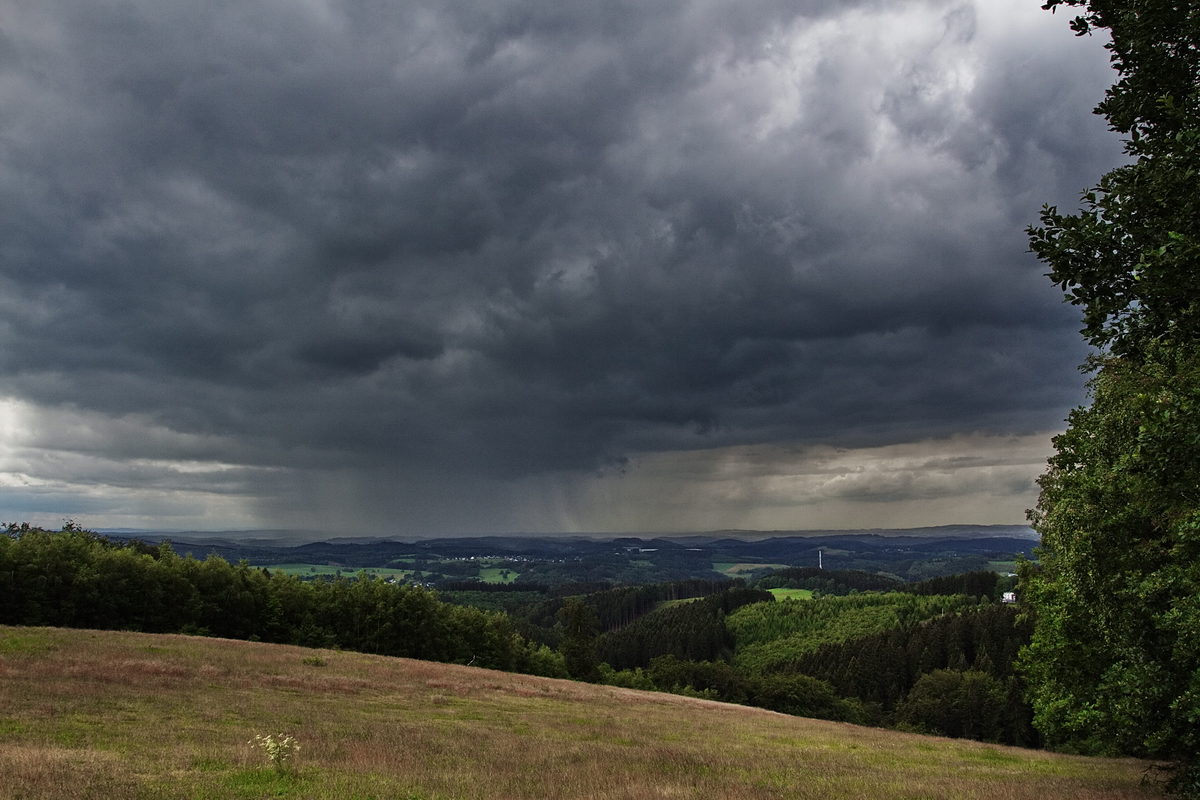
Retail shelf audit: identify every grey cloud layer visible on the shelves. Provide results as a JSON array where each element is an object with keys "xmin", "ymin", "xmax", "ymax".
[{"xmin": 1, "ymin": 0, "xmax": 1120, "ymax": 498}]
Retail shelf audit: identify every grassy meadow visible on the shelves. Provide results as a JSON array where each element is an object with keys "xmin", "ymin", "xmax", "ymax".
[
  {"xmin": 476, "ymin": 567, "xmax": 519, "ymax": 584},
  {"xmin": 767, "ymin": 588, "xmax": 815, "ymax": 601},
  {"xmin": 0, "ymin": 625, "xmax": 1161, "ymax": 800}
]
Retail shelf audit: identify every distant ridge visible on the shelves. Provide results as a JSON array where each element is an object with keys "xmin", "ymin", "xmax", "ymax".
[
  {"xmin": 100, "ymin": 523, "xmax": 1036, "ymax": 546},
  {"xmin": 661, "ymin": 524, "xmax": 1037, "ymax": 544}
]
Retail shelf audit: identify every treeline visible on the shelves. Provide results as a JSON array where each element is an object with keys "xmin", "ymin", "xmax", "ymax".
[
  {"xmin": 593, "ymin": 587, "xmax": 1036, "ymax": 746},
  {"xmin": 595, "ymin": 588, "xmax": 772, "ymax": 670},
  {"xmin": 606, "ymin": 648, "xmax": 1032, "ymax": 745},
  {"xmin": 789, "ymin": 603, "xmax": 1036, "ymax": 744},
  {"xmin": 437, "ymin": 581, "xmax": 553, "ymax": 593},
  {"xmin": 0, "ymin": 525, "xmax": 564, "ymax": 676},
  {"xmin": 727, "ymin": 592, "xmax": 979, "ymax": 673},
  {"xmin": 603, "ymin": 655, "xmax": 861, "ymax": 722},
  {"xmin": 754, "ymin": 567, "xmax": 1008, "ymax": 601},
  {"xmin": 903, "ymin": 570, "xmax": 1005, "ymax": 600},
  {"xmin": 506, "ymin": 551, "xmax": 716, "ymax": 586},
  {"xmin": 466, "ymin": 578, "xmax": 736, "ymax": 649},
  {"xmin": 580, "ymin": 579, "xmax": 736, "ymax": 631},
  {"xmin": 756, "ymin": 567, "xmax": 904, "ymax": 595}
]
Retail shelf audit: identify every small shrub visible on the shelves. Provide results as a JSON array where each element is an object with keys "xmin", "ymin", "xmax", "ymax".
[{"xmin": 249, "ymin": 733, "xmax": 300, "ymax": 771}]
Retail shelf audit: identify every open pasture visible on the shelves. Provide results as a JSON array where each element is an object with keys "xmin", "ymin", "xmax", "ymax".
[
  {"xmin": 477, "ymin": 567, "xmax": 519, "ymax": 584},
  {"xmin": 0, "ymin": 626, "xmax": 1160, "ymax": 800}
]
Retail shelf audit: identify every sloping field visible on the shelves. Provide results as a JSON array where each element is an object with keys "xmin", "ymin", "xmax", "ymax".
[{"xmin": 0, "ymin": 626, "xmax": 1159, "ymax": 800}]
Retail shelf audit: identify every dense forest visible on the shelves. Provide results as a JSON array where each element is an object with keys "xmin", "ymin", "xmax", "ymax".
[{"xmin": 589, "ymin": 585, "xmax": 1034, "ymax": 745}]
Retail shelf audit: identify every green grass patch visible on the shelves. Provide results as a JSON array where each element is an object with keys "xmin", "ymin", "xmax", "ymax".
[
  {"xmin": 478, "ymin": 568, "xmax": 518, "ymax": 584},
  {"xmin": 0, "ymin": 629, "xmax": 57, "ymax": 655},
  {"xmin": 767, "ymin": 588, "xmax": 814, "ymax": 601},
  {"xmin": 222, "ymin": 768, "xmax": 313, "ymax": 798},
  {"xmin": 0, "ymin": 719, "xmax": 32, "ymax": 738}
]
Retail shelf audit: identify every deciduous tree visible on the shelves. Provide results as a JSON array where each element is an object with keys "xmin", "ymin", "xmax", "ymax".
[{"xmin": 1022, "ymin": 0, "xmax": 1200, "ymax": 793}]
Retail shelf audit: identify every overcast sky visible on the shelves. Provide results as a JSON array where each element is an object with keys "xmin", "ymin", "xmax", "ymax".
[{"xmin": 0, "ymin": 0, "xmax": 1124, "ymax": 535}]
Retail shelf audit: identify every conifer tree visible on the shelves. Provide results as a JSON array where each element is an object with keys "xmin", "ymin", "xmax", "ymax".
[{"xmin": 558, "ymin": 598, "xmax": 602, "ymax": 683}]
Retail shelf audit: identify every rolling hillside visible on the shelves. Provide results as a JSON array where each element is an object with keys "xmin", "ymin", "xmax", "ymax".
[{"xmin": 0, "ymin": 626, "xmax": 1159, "ymax": 800}]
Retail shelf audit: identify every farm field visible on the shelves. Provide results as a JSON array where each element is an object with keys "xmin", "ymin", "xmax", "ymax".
[
  {"xmin": 265, "ymin": 564, "xmax": 414, "ymax": 581},
  {"xmin": 478, "ymin": 567, "xmax": 519, "ymax": 583},
  {"xmin": 713, "ymin": 562, "xmax": 789, "ymax": 577},
  {"xmin": 0, "ymin": 626, "xmax": 1160, "ymax": 800},
  {"xmin": 259, "ymin": 558, "xmax": 520, "ymax": 585}
]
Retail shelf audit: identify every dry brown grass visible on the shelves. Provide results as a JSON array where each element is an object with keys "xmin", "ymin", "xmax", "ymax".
[{"xmin": 0, "ymin": 625, "xmax": 1163, "ymax": 800}]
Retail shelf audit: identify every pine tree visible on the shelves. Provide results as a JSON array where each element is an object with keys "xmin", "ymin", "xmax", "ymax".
[{"xmin": 558, "ymin": 598, "xmax": 602, "ymax": 682}]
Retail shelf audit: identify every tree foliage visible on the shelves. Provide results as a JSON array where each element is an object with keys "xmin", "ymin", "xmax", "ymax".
[
  {"xmin": 557, "ymin": 598, "xmax": 602, "ymax": 682},
  {"xmin": 1029, "ymin": 0, "xmax": 1200, "ymax": 357},
  {"xmin": 728, "ymin": 592, "xmax": 978, "ymax": 673},
  {"xmin": 897, "ymin": 670, "xmax": 1009, "ymax": 742},
  {"xmin": 1023, "ymin": 0, "xmax": 1200, "ymax": 790},
  {"xmin": 755, "ymin": 568, "xmax": 903, "ymax": 595},
  {"xmin": 594, "ymin": 587, "xmax": 771, "ymax": 670},
  {"xmin": 794, "ymin": 603, "xmax": 1037, "ymax": 746},
  {"xmin": 0, "ymin": 524, "xmax": 565, "ymax": 677},
  {"xmin": 478, "ymin": 579, "xmax": 735, "ymax": 649},
  {"xmin": 640, "ymin": 655, "xmax": 856, "ymax": 722},
  {"xmin": 595, "ymin": 591, "xmax": 1037, "ymax": 742},
  {"xmin": 903, "ymin": 570, "xmax": 1003, "ymax": 601},
  {"xmin": 1022, "ymin": 349, "xmax": 1200, "ymax": 763}
]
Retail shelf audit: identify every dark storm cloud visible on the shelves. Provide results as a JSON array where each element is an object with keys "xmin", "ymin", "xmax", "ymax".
[{"xmin": 0, "ymin": 0, "xmax": 1121, "ymax": 500}]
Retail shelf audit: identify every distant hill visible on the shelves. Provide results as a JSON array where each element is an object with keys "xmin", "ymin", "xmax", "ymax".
[
  {"xmin": 101, "ymin": 523, "xmax": 1036, "ymax": 545},
  {"xmin": 100, "ymin": 525, "xmax": 1038, "ymax": 586}
]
